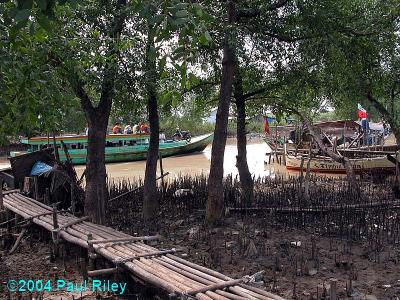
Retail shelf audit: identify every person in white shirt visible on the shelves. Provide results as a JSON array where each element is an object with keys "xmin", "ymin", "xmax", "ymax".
[
  {"xmin": 159, "ymin": 130, "xmax": 166, "ymax": 143},
  {"xmin": 124, "ymin": 125, "xmax": 133, "ymax": 134},
  {"xmin": 132, "ymin": 124, "xmax": 139, "ymax": 134}
]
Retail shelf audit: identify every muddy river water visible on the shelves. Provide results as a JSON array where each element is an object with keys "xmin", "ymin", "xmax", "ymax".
[
  {"xmin": 73, "ymin": 138, "xmax": 290, "ymax": 181},
  {"xmin": 0, "ymin": 138, "xmax": 314, "ymax": 181}
]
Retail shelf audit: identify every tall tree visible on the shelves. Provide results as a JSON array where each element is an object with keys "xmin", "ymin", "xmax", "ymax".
[
  {"xmin": 66, "ymin": 0, "xmax": 127, "ymax": 224},
  {"xmin": 142, "ymin": 20, "xmax": 160, "ymax": 220},
  {"xmin": 2, "ymin": 0, "xmax": 130, "ymax": 223},
  {"xmin": 206, "ymin": 0, "xmax": 236, "ymax": 223},
  {"xmin": 233, "ymin": 65, "xmax": 254, "ymax": 203}
]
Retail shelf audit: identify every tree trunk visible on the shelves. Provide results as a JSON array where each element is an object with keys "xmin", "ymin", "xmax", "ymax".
[
  {"xmin": 84, "ymin": 111, "xmax": 109, "ymax": 224},
  {"xmin": 77, "ymin": 0, "xmax": 126, "ymax": 224},
  {"xmin": 234, "ymin": 66, "xmax": 254, "ymax": 204},
  {"xmin": 205, "ymin": 1, "xmax": 236, "ymax": 224},
  {"xmin": 142, "ymin": 26, "xmax": 159, "ymax": 221},
  {"xmin": 366, "ymin": 93, "xmax": 400, "ymax": 147},
  {"xmin": 303, "ymin": 144, "xmax": 312, "ymax": 201},
  {"xmin": 366, "ymin": 93, "xmax": 400, "ymax": 192}
]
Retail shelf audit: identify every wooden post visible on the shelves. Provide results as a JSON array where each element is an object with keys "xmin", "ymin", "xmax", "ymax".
[
  {"xmin": 282, "ymin": 137, "xmax": 287, "ymax": 166},
  {"xmin": 343, "ymin": 122, "xmax": 346, "ymax": 150},
  {"xmin": 332, "ymin": 137, "xmax": 338, "ymax": 153},
  {"xmin": 52, "ymin": 203, "xmax": 59, "ymax": 258},
  {"xmin": 14, "ymin": 214, "xmax": 20, "ymax": 227},
  {"xmin": 347, "ymin": 277, "xmax": 353, "ymax": 296},
  {"xmin": 88, "ymin": 233, "xmax": 96, "ymax": 271},
  {"xmin": 0, "ymin": 183, "xmax": 3, "ymax": 224},
  {"xmin": 0, "ymin": 180, "xmax": 3, "ymax": 210},
  {"xmin": 395, "ymin": 152, "xmax": 400, "ymax": 191},
  {"xmin": 33, "ymin": 176, "xmax": 39, "ymax": 200},
  {"xmin": 300, "ymin": 156, "xmax": 305, "ymax": 181},
  {"xmin": 81, "ymin": 246, "xmax": 88, "ymax": 279},
  {"xmin": 52, "ymin": 204, "xmax": 58, "ymax": 231},
  {"xmin": 44, "ymin": 188, "xmax": 50, "ymax": 205},
  {"xmin": 329, "ymin": 278, "xmax": 337, "ymax": 300},
  {"xmin": 70, "ymin": 183, "xmax": 76, "ymax": 215},
  {"xmin": 6, "ymin": 210, "xmax": 12, "ymax": 233},
  {"xmin": 168, "ymin": 293, "xmax": 177, "ymax": 300},
  {"xmin": 159, "ymin": 151, "xmax": 165, "ymax": 198},
  {"xmin": 53, "ymin": 132, "xmax": 60, "ymax": 162}
]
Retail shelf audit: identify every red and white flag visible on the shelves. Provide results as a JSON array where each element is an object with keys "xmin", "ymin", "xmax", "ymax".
[{"xmin": 357, "ymin": 103, "xmax": 368, "ymax": 119}]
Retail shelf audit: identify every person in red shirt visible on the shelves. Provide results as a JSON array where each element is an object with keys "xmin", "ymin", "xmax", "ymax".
[
  {"xmin": 144, "ymin": 123, "xmax": 150, "ymax": 134},
  {"xmin": 139, "ymin": 123, "xmax": 150, "ymax": 134},
  {"xmin": 112, "ymin": 122, "xmax": 122, "ymax": 134},
  {"xmin": 140, "ymin": 122, "xmax": 146, "ymax": 133}
]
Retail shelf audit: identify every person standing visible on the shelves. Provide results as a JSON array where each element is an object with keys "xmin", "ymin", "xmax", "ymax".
[
  {"xmin": 357, "ymin": 103, "xmax": 369, "ymax": 145},
  {"xmin": 159, "ymin": 130, "xmax": 166, "ymax": 143}
]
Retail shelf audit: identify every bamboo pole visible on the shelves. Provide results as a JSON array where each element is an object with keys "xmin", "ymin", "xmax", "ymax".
[
  {"xmin": 0, "ymin": 217, "xmax": 16, "ymax": 227},
  {"xmin": 115, "ymin": 249, "xmax": 178, "ymax": 264},
  {"xmin": 187, "ymin": 279, "xmax": 244, "ymax": 295},
  {"xmin": 56, "ymin": 216, "xmax": 91, "ymax": 232},
  {"xmin": 108, "ymin": 172, "xmax": 170, "ymax": 202},
  {"xmin": 89, "ymin": 236, "xmax": 159, "ymax": 245},
  {"xmin": 9, "ymin": 228, "xmax": 27, "ymax": 254},
  {"xmin": 88, "ymin": 267, "xmax": 119, "ymax": 277}
]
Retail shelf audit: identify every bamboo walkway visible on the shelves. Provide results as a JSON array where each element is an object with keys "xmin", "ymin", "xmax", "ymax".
[{"xmin": 2, "ymin": 191, "xmax": 286, "ymax": 300}]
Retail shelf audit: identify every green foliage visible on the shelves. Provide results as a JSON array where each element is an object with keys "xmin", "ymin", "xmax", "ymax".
[{"xmin": 1, "ymin": 0, "xmax": 399, "ymax": 146}]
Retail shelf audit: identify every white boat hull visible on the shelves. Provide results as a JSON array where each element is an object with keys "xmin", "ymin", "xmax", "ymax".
[{"xmin": 285, "ymin": 154, "xmax": 397, "ymax": 173}]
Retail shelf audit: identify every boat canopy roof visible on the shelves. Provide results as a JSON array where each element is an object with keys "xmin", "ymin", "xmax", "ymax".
[
  {"xmin": 21, "ymin": 134, "xmax": 150, "ymax": 145},
  {"xmin": 313, "ymin": 120, "xmax": 360, "ymax": 130}
]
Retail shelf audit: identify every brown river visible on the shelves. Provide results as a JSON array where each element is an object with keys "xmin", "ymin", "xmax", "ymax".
[
  {"xmin": 0, "ymin": 138, "xmax": 323, "ymax": 181},
  {"xmin": 75, "ymin": 138, "xmax": 293, "ymax": 181}
]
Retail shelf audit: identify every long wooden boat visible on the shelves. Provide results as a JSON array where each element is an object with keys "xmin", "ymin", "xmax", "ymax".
[
  {"xmin": 285, "ymin": 154, "xmax": 398, "ymax": 173},
  {"xmin": 10, "ymin": 133, "xmax": 214, "ymax": 165}
]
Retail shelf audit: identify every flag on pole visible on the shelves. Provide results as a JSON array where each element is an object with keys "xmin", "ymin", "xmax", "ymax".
[
  {"xmin": 357, "ymin": 103, "xmax": 368, "ymax": 119},
  {"xmin": 264, "ymin": 116, "xmax": 270, "ymax": 134}
]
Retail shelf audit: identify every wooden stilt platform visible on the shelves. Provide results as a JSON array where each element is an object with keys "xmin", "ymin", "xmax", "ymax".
[{"xmin": 3, "ymin": 191, "xmax": 286, "ymax": 300}]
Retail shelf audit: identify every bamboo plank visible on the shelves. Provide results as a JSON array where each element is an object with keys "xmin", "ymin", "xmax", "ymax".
[
  {"xmin": 89, "ymin": 235, "xmax": 159, "ymax": 245},
  {"xmin": 114, "ymin": 249, "xmax": 178, "ymax": 264},
  {"xmin": 187, "ymin": 279, "xmax": 244, "ymax": 295},
  {"xmin": 56, "ymin": 216, "xmax": 91, "ymax": 231}
]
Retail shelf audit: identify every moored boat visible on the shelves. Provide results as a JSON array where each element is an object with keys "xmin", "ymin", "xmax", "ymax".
[
  {"xmin": 285, "ymin": 154, "xmax": 398, "ymax": 173},
  {"xmin": 10, "ymin": 133, "xmax": 214, "ymax": 165}
]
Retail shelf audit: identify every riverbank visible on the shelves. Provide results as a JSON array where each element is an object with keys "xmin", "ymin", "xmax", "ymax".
[
  {"xmin": 1, "ymin": 173, "xmax": 398, "ymax": 299},
  {"xmin": 105, "ymin": 175, "xmax": 399, "ymax": 299},
  {"xmin": 3, "ymin": 219, "xmax": 396, "ymax": 299}
]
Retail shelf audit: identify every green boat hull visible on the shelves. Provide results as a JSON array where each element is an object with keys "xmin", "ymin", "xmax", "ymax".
[{"xmin": 58, "ymin": 133, "xmax": 213, "ymax": 165}]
